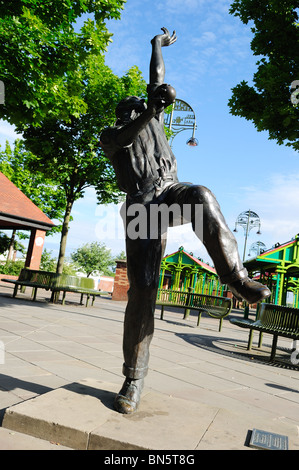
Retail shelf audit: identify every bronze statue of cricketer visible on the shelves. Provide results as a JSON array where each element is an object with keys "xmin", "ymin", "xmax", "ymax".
[{"xmin": 100, "ymin": 28, "xmax": 271, "ymax": 414}]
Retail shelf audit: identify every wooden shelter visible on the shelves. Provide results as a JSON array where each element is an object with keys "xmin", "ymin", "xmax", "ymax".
[{"xmin": 0, "ymin": 172, "xmax": 55, "ymax": 269}]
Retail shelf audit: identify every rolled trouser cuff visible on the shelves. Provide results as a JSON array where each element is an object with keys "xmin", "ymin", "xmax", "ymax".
[
  {"xmin": 122, "ymin": 363, "xmax": 148, "ymax": 380},
  {"xmin": 220, "ymin": 267, "xmax": 248, "ymax": 285}
]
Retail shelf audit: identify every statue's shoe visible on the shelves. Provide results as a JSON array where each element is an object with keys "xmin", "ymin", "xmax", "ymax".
[
  {"xmin": 228, "ymin": 277, "xmax": 271, "ymax": 304},
  {"xmin": 114, "ymin": 378, "xmax": 144, "ymax": 414}
]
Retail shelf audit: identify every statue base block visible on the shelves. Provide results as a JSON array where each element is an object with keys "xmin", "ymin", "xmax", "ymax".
[{"xmin": 2, "ymin": 379, "xmax": 218, "ymax": 450}]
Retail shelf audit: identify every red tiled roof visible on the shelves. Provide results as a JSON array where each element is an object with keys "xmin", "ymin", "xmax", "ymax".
[
  {"xmin": 164, "ymin": 248, "xmax": 216, "ymax": 274},
  {"xmin": 0, "ymin": 172, "xmax": 54, "ymax": 228},
  {"xmin": 184, "ymin": 250, "xmax": 216, "ymax": 274}
]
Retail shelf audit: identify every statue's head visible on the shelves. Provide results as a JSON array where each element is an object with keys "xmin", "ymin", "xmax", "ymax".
[{"xmin": 115, "ymin": 96, "xmax": 147, "ymax": 124}]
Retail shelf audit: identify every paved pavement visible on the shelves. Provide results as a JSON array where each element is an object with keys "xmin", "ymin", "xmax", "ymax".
[{"xmin": 0, "ymin": 280, "xmax": 298, "ymax": 451}]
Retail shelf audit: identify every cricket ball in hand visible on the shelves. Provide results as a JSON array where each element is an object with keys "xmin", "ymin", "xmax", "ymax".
[{"xmin": 162, "ymin": 84, "xmax": 176, "ymax": 103}]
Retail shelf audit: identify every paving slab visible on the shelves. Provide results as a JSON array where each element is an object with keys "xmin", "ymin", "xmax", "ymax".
[
  {"xmin": 2, "ymin": 379, "xmax": 220, "ymax": 450},
  {"xmin": 0, "ymin": 427, "xmax": 72, "ymax": 450}
]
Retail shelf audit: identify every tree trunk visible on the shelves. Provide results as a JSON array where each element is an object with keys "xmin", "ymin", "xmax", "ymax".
[
  {"xmin": 56, "ymin": 198, "xmax": 74, "ymax": 275},
  {"xmin": 7, "ymin": 229, "xmax": 16, "ymax": 261}
]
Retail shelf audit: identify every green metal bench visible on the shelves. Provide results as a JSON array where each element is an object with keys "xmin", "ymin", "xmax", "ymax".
[
  {"xmin": 2, "ymin": 269, "xmax": 110, "ymax": 306},
  {"xmin": 156, "ymin": 289, "xmax": 232, "ymax": 330},
  {"xmin": 50, "ymin": 274, "xmax": 110, "ymax": 306},
  {"xmin": 1, "ymin": 268, "xmax": 56, "ymax": 301},
  {"xmin": 229, "ymin": 303, "xmax": 299, "ymax": 361}
]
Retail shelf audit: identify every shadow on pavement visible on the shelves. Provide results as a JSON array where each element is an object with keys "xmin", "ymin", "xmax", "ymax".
[
  {"xmin": 176, "ymin": 332, "xmax": 299, "ymax": 371},
  {"xmin": 0, "ymin": 374, "xmax": 53, "ymax": 424}
]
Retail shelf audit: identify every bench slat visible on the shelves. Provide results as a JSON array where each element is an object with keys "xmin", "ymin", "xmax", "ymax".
[
  {"xmin": 1, "ymin": 269, "xmax": 56, "ymax": 300},
  {"xmin": 157, "ymin": 289, "xmax": 232, "ymax": 330},
  {"xmin": 51, "ymin": 274, "xmax": 109, "ymax": 306}
]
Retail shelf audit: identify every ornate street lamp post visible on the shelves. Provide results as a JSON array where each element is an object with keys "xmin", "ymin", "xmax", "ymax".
[
  {"xmin": 164, "ymin": 99, "xmax": 198, "ymax": 147},
  {"xmin": 233, "ymin": 210, "xmax": 261, "ymax": 261},
  {"xmin": 248, "ymin": 241, "xmax": 266, "ymax": 258}
]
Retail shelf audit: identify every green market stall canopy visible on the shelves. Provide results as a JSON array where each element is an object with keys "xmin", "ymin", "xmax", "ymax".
[
  {"xmin": 244, "ymin": 235, "xmax": 299, "ymax": 306},
  {"xmin": 159, "ymin": 246, "xmax": 226, "ymax": 296}
]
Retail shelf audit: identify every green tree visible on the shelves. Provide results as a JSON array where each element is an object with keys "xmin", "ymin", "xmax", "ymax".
[
  {"xmin": 71, "ymin": 241, "xmax": 115, "ymax": 277},
  {"xmin": 0, "ymin": 0, "xmax": 126, "ymax": 128},
  {"xmin": 39, "ymin": 249, "xmax": 57, "ymax": 272},
  {"xmin": 116, "ymin": 250, "xmax": 126, "ymax": 260},
  {"xmin": 0, "ymin": 232, "xmax": 11, "ymax": 256},
  {"xmin": 228, "ymin": 1, "xmax": 299, "ymax": 151},
  {"xmin": 0, "ymin": 230, "xmax": 25, "ymax": 261},
  {"xmin": 0, "ymin": 259, "xmax": 25, "ymax": 276},
  {"xmin": 39, "ymin": 249, "xmax": 78, "ymax": 275}
]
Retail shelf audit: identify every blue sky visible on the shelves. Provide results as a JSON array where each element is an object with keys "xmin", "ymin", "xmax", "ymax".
[{"xmin": 1, "ymin": 0, "xmax": 299, "ymax": 265}]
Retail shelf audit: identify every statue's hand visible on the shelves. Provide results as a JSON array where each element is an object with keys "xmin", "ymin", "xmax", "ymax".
[
  {"xmin": 151, "ymin": 27, "xmax": 177, "ymax": 47},
  {"xmin": 148, "ymin": 84, "xmax": 176, "ymax": 115}
]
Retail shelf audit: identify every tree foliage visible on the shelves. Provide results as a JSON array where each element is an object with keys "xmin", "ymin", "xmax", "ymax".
[
  {"xmin": 71, "ymin": 241, "xmax": 115, "ymax": 277},
  {"xmin": 228, "ymin": 1, "xmax": 299, "ymax": 151},
  {"xmin": 0, "ymin": 259, "xmax": 25, "ymax": 275},
  {"xmin": 0, "ymin": 231, "xmax": 24, "ymax": 255},
  {"xmin": 22, "ymin": 59, "xmax": 146, "ymax": 206},
  {"xmin": 0, "ymin": 0, "xmax": 126, "ymax": 128}
]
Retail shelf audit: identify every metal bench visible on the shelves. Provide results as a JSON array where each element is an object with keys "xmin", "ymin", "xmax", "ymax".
[
  {"xmin": 50, "ymin": 274, "xmax": 110, "ymax": 306},
  {"xmin": 2, "ymin": 269, "xmax": 110, "ymax": 306},
  {"xmin": 229, "ymin": 303, "xmax": 299, "ymax": 361},
  {"xmin": 1, "ymin": 268, "xmax": 56, "ymax": 301},
  {"xmin": 156, "ymin": 289, "xmax": 232, "ymax": 330}
]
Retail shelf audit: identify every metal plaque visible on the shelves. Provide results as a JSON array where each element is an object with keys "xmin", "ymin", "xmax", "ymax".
[{"xmin": 249, "ymin": 428, "xmax": 288, "ymax": 450}]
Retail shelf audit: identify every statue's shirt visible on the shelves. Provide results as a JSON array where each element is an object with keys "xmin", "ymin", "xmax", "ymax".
[{"xmin": 101, "ymin": 117, "xmax": 178, "ymax": 197}]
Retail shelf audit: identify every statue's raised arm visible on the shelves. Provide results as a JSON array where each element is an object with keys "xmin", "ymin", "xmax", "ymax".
[
  {"xmin": 148, "ymin": 27, "xmax": 177, "ymax": 125},
  {"xmin": 101, "ymin": 27, "xmax": 177, "ymax": 150}
]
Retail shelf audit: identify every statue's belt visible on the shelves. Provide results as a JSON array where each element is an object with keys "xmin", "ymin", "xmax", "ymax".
[{"xmin": 129, "ymin": 174, "xmax": 174, "ymax": 198}]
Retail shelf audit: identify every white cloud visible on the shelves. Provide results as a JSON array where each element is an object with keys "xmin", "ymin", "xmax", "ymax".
[{"xmin": 193, "ymin": 31, "xmax": 217, "ymax": 47}]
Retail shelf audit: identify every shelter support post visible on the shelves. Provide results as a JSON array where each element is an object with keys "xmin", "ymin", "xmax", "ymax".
[{"xmin": 25, "ymin": 229, "xmax": 46, "ymax": 270}]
